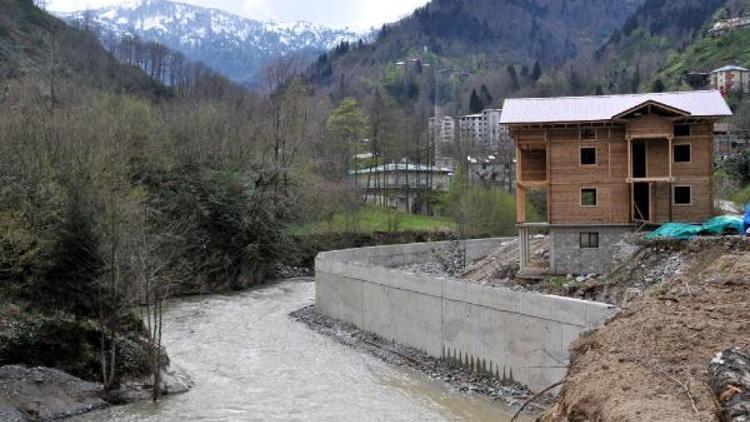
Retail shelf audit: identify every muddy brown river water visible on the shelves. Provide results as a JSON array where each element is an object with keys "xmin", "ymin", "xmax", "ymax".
[{"xmin": 75, "ymin": 279, "xmax": 524, "ymax": 421}]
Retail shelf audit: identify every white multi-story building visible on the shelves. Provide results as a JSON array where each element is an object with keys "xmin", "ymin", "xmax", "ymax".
[
  {"xmin": 428, "ymin": 116, "xmax": 456, "ymax": 145},
  {"xmin": 458, "ymin": 113, "xmax": 484, "ymax": 146},
  {"xmin": 429, "ymin": 109, "xmax": 514, "ymax": 179},
  {"xmin": 458, "ymin": 109, "xmax": 511, "ymax": 150},
  {"xmin": 711, "ymin": 65, "xmax": 750, "ymax": 95},
  {"xmin": 481, "ymin": 109, "xmax": 511, "ymax": 150}
]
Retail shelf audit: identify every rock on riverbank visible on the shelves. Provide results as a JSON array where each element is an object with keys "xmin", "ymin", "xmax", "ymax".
[
  {"xmin": 0, "ymin": 364, "xmax": 193, "ymax": 420},
  {"xmin": 290, "ymin": 305, "xmax": 553, "ymax": 415},
  {"xmin": 0, "ymin": 366, "xmax": 107, "ymax": 420}
]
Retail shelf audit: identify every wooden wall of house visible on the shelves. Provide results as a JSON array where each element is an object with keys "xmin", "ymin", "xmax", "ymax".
[
  {"xmin": 646, "ymin": 140, "xmax": 669, "ymax": 178},
  {"xmin": 515, "ymin": 126, "xmax": 632, "ymax": 225},
  {"xmin": 670, "ymin": 122, "xmax": 714, "ymax": 222},
  {"xmin": 626, "ymin": 116, "xmax": 672, "ymax": 139},
  {"xmin": 521, "ymin": 150, "xmax": 547, "ymax": 181},
  {"xmin": 513, "ymin": 121, "xmax": 715, "ymax": 225}
]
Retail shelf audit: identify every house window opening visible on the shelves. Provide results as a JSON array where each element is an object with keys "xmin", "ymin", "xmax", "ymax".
[
  {"xmin": 581, "ymin": 147, "xmax": 597, "ymax": 165},
  {"xmin": 581, "ymin": 188, "xmax": 597, "ymax": 206},
  {"xmin": 674, "ymin": 186, "xmax": 692, "ymax": 205},
  {"xmin": 580, "ymin": 232, "xmax": 600, "ymax": 249},
  {"xmin": 674, "ymin": 144, "xmax": 691, "ymax": 163},
  {"xmin": 674, "ymin": 124, "xmax": 691, "ymax": 137}
]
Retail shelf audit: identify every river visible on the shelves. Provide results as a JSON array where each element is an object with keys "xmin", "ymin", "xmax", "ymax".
[{"xmin": 75, "ymin": 278, "xmax": 523, "ymax": 421}]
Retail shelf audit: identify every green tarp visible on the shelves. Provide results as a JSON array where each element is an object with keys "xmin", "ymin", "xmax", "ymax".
[
  {"xmin": 703, "ymin": 216, "xmax": 745, "ymax": 235},
  {"xmin": 646, "ymin": 215, "xmax": 744, "ymax": 240}
]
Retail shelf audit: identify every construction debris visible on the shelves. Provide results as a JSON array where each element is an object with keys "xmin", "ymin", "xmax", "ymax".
[{"xmin": 710, "ymin": 348, "xmax": 750, "ymax": 422}]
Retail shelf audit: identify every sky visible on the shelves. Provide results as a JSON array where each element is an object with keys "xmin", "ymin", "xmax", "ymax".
[{"xmin": 47, "ymin": 0, "xmax": 430, "ymax": 31}]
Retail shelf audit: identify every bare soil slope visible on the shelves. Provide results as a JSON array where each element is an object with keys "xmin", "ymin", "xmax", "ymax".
[{"xmin": 543, "ymin": 238, "xmax": 750, "ymax": 422}]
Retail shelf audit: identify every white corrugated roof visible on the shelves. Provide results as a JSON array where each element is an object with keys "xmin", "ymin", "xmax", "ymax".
[
  {"xmin": 350, "ymin": 163, "xmax": 452, "ymax": 175},
  {"xmin": 712, "ymin": 65, "xmax": 749, "ymax": 73},
  {"xmin": 500, "ymin": 90, "xmax": 732, "ymax": 125}
]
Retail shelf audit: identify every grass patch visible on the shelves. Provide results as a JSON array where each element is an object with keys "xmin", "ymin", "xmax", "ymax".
[
  {"xmin": 549, "ymin": 276, "xmax": 567, "ymax": 289},
  {"xmin": 290, "ymin": 206, "xmax": 456, "ymax": 235}
]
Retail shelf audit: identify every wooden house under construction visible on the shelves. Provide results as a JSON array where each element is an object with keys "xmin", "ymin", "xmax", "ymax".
[{"xmin": 500, "ymin": 91, "xmax": 732, "ymax": 274}]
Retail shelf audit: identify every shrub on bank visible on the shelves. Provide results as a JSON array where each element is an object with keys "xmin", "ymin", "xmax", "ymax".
[
  {"xmin": 732, "ymin": 184, "xmax": 750, "ymax": 208},
  {"xmin": 444, "ymin": 184, "xmax": 541, "ymax": 238},
  {"xmin": 139, "ymin": 164, "xmax": 289, "ymax": 294},
  {"xmin": 0, "ymin": 307, "xmax": 155, "ymax": 383}
]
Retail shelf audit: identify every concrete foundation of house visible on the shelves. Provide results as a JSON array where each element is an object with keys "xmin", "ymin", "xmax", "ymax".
[{"xmin": 549, "ymin": 225, "xmax": 634, "ymax": 275}]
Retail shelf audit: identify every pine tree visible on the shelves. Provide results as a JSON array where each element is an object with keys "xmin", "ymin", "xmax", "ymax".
[
  {"xmin": 631, "ymin": 64, "xmax": 641, "ymax": 93},
  {"xmin": 531, "ymin": 61, "xmax": 542, "ymax": 82},
  {"xmin": 507, "ymin": 65, "xmax": 520, "ymax": 91},
  {"xmin": 651, "ymin": 79, "xmax": 665, "ymax": 93},
  {"xmin": 469, "ymin": 89, "xmax": 483, "ymax": 114},
  {"xmin": 479, "ymin": 84, "xmax": 493, "ymax": 109}
]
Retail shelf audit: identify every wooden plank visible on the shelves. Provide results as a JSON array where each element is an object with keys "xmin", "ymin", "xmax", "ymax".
[
  {"xmin": 517, "ymin": 186, "xmax": 526, "ymax": 223},
  {"xmin": 627, "ymin": 177, "xmax": 674, "ymax": 183}
]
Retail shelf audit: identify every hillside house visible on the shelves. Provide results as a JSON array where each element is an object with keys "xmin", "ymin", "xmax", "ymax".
[
  {"xmin": 711, "ymin": 65, "xmax": 750, "ymax": 95},
  {"xmin": 501, "ymin": 91, "xmax": 732, "ymax": 274},
  {"xmin": 709, "ymin": 16, "xmax": 750, "ymax": 35},
  {"xmin": 715, "ymin": 123, "xmax": 749, "ymax": 157}
]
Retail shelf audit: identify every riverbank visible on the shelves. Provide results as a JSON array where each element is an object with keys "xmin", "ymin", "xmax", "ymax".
[
  {"xmin": 0, "ymin": 364, "xmax": 192, "ymax": 421},
  {"xmin": 290, "ymin": 304, "xmax": 553, "ymax": 416}
]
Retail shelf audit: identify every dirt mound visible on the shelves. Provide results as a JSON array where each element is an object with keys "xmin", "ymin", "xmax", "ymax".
[{"xmin": 542, "ymin": 238, "xmax": 750, "ymax": 422}]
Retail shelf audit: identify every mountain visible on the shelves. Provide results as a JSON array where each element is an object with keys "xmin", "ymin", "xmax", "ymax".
[
  {"xmin": 57, "ymin": 0, "xmax": 361, "ymax": 86},
  {"xmin": 302, "ymin": 0, "xmax": 645, "ymax": 116},
  {"xmin": 0, "ymin": 0, "xmax": 166, "ymax": 96}
]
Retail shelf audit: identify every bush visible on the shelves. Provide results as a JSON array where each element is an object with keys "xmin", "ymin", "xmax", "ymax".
[
  {"xmin": 732, "ymin": 184, "xmax": 750, "ymax": 208},
  {"xmin": 141, "ymin": 164, "xmax": 289, "ymax": 293},
  {"xmin": 445, "ymin": 184, "xmax": 540, "ymax": 238},
  {"xmin": 0, "ymin": 210, "xmax": 42, "ymax": 298},
  {"xmin": 0, "ymin": 308, "xmax": 154, "ymax": 382}
]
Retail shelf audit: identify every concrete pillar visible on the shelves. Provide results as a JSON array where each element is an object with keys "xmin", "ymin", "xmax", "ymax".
[{"xmin": 519, "ymin": 226, "xmax": 528, "ymax": 273}]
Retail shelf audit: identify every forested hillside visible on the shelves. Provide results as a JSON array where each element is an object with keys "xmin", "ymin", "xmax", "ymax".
[
  {"xmin": 304, "ymin": 0, "xmax": 644, "ymax": 117},
  {"xmin": 0, "ymin": 0, "xmax": 164, "ymax": 95},
  {"xmin": 641, "ymin": 0, "xmax": 750, "ymax": 92},
  {"xmin": 0, "ymin": 0, "xmax": 333, "ymax": 397},
  {"xmin": 592, "ymin": 0, "xmax": 738, "ymax": 94},
  {"xmin": 301, "ymin": 0, "xmax": 750, "ymax": 119}
]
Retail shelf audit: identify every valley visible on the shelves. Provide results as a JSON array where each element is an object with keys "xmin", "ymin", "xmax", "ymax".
[{"xmin": 2, "ymin": 0, "xmax": 750, "ymax": 420}]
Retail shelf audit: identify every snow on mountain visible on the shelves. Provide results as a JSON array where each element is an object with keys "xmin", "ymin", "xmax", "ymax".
[{"xmin": 57, "ymin": 0, "xmax": 362, "ymax": 86}]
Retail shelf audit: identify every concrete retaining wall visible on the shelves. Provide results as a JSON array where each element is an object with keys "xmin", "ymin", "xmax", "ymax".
[{"xmin": 315, "ymin": 238, "xmax": 618, "ymax": 392}]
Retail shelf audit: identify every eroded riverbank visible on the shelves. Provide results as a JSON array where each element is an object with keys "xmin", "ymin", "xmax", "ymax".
[{"xmin": 73, "ymin": 278, "xmax": 522, "ymax": 421}]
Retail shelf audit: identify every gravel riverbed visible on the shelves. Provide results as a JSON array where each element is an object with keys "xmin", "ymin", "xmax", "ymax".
[{"xmin": 290, "ymin": 305, "xmax": 553, "ymax": 416}]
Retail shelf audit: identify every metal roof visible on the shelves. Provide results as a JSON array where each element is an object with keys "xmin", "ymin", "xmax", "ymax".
[
  {"xmin": 500, "ymin": 90, "xmax": 732, "ymax": 125},
  {"xmin": 712, "ymin": 65, "xmax": 750, "ymax": 73},
  {"xmin": 349, "ymin": 163, "xmax": 452, "ymax": 175}
]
